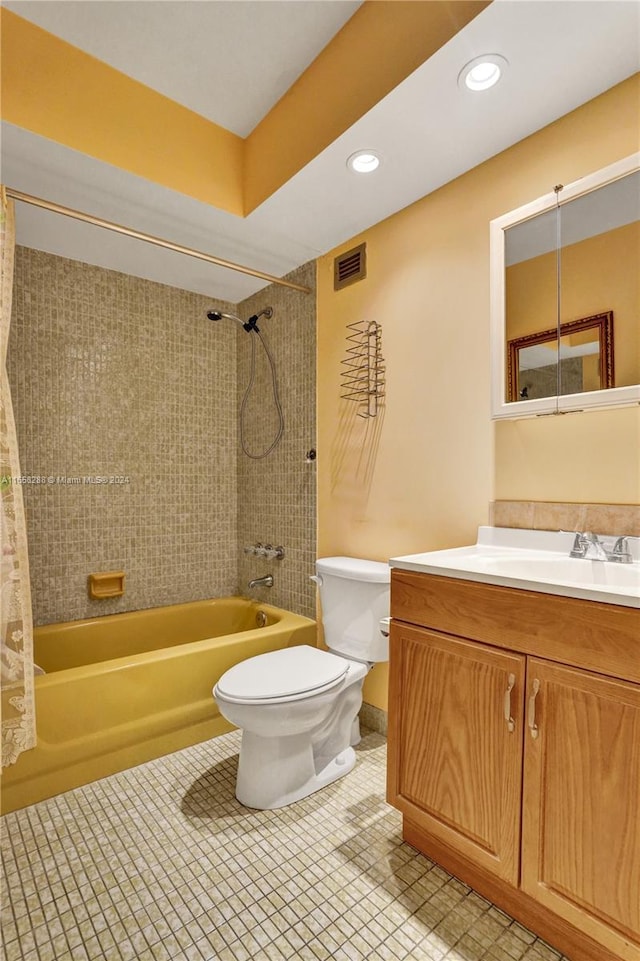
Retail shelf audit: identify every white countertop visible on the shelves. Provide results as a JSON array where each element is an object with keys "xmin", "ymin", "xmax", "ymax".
[{"xmin": 390, "ymin": 527, "xmax": 640, "ymax": 609}]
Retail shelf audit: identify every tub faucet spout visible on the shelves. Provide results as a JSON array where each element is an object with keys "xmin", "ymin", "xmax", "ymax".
[{"xmin": 248, "ymin": 574, "xmax": 273, "ymax": 589}]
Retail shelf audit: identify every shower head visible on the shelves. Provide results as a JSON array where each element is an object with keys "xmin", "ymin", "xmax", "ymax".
[
  {"xmin": 206, "ymin": 306, "xmax": 274, "ymax": 332},
  {"xmin": 206, "ymin": 309, "xmax": 244, "ymax": 325}
]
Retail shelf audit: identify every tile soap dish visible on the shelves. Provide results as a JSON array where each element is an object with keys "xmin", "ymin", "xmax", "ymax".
[{"xmin": 88, "ymin": 570, "xmax": 125, "ymax": 599}]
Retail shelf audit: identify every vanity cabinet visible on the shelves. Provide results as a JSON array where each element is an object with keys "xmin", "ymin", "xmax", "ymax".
[
  {"xmin": 388, "ymin": 570, "xmax": 640, "ymax": 961},
  {"xmin": 390, "ymin": 624, "xmax": 525, "ymax": 883},
  {"xmin": 522, "ymin": 660, "xmax": 640, "ymax": 955}
]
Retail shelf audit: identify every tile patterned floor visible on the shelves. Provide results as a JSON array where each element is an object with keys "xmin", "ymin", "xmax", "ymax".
[{"xmin": 1, "ymin": 731, "xmax": 570, "ymax": 961}]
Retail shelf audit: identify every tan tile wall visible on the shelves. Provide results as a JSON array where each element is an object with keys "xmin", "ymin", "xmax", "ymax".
[
  {"xmin": 9, "ymin": 248, "xmax": 240, "ymax": 625},
  {"xmin": 237, "ymin": 261, "xmax": 317, "ymax": 619},
  {"xmin": 9, "ymin": 249, "xmax": 318, "ymax": 627},
  {"xmin": 490, "ymin": 500, "xmax": 640, "ymax": 536}
]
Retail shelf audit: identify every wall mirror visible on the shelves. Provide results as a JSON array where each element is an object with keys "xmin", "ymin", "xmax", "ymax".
[
  {"xmin": 490, "ymin": 153, "xmax": 640, "ymax": 419},
  {"xmin": 507, "ymin": 310, "xmax": 614, "ymax": 402}
]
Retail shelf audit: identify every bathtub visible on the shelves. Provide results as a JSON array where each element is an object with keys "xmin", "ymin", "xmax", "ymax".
[{"xmin": 1, "ymin": 597, "xmax": 316, "ymax": 813}]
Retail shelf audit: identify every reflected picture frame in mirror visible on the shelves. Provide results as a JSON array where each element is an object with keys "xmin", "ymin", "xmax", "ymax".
[
  {"xmin": 490, "ymin": 152, "xmax": 640, "ymax": 420},
  {"xmin": 507, "ymin": 310, "xmax": 614, "ymax": 402}
]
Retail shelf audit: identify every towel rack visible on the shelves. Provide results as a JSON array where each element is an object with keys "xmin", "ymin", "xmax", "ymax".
[{"xmin": 340, "ymin": 320, "xmax": 385, "ymax": 418}]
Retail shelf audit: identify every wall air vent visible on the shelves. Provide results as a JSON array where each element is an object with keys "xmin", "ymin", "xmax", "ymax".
[{"xmin": 334, "ymin": 243, "xmax": 366, "ymax": 291}]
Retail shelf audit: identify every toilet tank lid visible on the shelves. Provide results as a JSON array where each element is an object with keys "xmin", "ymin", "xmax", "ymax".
[{"xmin": 316, "ymin": 556, "xmax": 390, "ymax": 583}]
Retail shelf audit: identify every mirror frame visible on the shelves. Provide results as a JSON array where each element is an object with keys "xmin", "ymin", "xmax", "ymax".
[
  {"xmin": 507, "ymin": 310, "xmax": 614, "ymax": 402},
  {"xmin": 490, "ymin": 151, "xmax": 640, "ymax": 420}
]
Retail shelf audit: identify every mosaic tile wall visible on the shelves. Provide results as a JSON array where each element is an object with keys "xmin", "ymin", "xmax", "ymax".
[
  {"xmin": 9, "ymin": 249, "xmax": 318, "ymax": 627},
  {"xmin": 237, "ymin": 261, "xmax": 317, "ymax": 619},
  {"xmin": 9, "ymin": 248, "xmax": 240, "ymax": 625}
]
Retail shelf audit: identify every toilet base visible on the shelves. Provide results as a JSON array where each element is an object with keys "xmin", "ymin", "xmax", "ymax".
[{"xmin": 236, "ymin": 732, "xmax": 357, "ymax": 810}]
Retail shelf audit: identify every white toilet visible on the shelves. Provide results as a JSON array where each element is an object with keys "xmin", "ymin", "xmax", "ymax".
[{"xmin": 213, "ymin": 556, "xmax": 390, "ymax": 810}]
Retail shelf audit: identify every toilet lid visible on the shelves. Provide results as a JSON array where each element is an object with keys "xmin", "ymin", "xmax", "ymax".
[{"xmin": 215, "ymin": 645, "xmax": 349, "ymax": 702}]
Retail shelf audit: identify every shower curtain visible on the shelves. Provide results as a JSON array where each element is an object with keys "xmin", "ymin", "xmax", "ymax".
[{"xmin": 1, "ymin": 187, "xmax": 36, "ymax": 767}]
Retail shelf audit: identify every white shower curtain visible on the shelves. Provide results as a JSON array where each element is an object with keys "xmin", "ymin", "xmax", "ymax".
[{"xmin": 1, "ymin": 187, "xmax": 36, "ymax": 767}]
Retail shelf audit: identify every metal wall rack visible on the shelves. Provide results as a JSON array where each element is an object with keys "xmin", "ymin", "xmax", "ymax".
[{"xmin": 340, "ymin": 320, "xmax": 385, "ymax": 418}]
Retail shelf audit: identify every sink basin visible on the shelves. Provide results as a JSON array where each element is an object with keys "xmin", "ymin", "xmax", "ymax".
[
  {"xmin": 478, "ymin": 554, "xmax": 640, "ymax": 588},
  {"xmin": 390, "ymin": 527, "xmax": 640, "ymax": 608}
]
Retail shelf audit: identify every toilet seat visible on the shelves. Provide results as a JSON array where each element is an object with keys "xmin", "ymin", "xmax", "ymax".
[{"xmin": 214, "ymin": 645, "xmax": 349, "ymax": 705}]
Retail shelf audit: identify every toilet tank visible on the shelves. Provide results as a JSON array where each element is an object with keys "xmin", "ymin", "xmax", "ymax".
[{"xmin": 314, "ymin": 557, "xmax": 390, "ymax": 663}]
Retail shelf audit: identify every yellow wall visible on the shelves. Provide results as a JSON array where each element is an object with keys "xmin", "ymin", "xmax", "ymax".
[
  {"xmin": 506, "ymin": 222, "xmax": 640, "ymax": 388},
  {"xmin": 317, "ymin": 75, "xmax": 640, "ymax": 711},
  {"xmin": 494, "ymin": 406, "xmax": 639, "ymax": 504}
]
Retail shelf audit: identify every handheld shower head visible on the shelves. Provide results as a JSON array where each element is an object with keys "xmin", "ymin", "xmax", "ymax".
[
  {"xmin": 203, "ymin": 304, "xmax": 283, "ymax": 458},
  {"xmin": 206, "ymin": 309, "xmax": 244, "ymax": 325},
  {"xmin": 206, "ymin": 306, "xmax": 274, "ymax": 332}
]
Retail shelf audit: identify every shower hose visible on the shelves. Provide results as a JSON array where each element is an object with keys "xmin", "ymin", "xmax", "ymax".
[{"xmin": 240, "ymin": 329, "xmax": 284, "ymax": 459}]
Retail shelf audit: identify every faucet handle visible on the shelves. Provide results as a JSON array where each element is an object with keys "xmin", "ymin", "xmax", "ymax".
[
  {"xmin": 569, "ymin": 531, "xmax": 588, "ymax": 557},
  {"xmin": 264, "ymin": 545, "xmax": 285, "ymax": 560},
  {"xmin": 610, "ymin": 536, "xmax": 633, "ymax": 564}
]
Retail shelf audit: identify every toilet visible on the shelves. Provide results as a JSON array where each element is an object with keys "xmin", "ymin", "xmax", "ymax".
[{"xmin": 213, "ymin": 556, "xmax": 390, "ymax": 810}]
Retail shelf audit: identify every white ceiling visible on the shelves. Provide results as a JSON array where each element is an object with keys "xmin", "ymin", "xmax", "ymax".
[
  {"xmin": 2, "ymin": 0, "xmax": 639, "ymax": 304},
  {"xmin": 521, "ymin": 341, "xmax": 599, "ymax": 373},
  {"xmin": 3, "ymin": 0, "xmax": 362, "ymax": 136}
]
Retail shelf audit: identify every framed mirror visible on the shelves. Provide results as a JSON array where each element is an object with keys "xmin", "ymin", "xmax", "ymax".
[
  {"xmin": 508, "ymin": 310, "xmax": 614, "ymax": 402},
  {"xmin": 490, "ymin": 152, "xmax": 640, "ymax": 419}
]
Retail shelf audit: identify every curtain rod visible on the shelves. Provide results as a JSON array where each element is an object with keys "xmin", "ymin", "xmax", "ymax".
[{"xmin": 6, "ymin": 187, "xmax": 312, "ymax": 295}]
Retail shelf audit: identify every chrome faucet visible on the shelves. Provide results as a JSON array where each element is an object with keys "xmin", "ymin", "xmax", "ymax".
[
  {"xmin": 569, "ymin": 532, "xmax": 634, "ymax": 564},
  {"xmin": 248, "ymin": 574, "xmax": 274, "ymax": 589},
  {"xmin": 569, "ymin": 531, "xmax": 608, "ymax": 560}
]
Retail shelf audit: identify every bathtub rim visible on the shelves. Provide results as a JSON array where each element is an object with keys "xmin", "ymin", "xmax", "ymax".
[{"xmin": 32, "ymin": 597, "xmax": 316, "ymax": 683}]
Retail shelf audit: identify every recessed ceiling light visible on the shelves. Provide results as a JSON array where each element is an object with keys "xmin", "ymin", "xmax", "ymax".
[
  {"xmin": 347, "ymin": 151, "xmax": 381, "ymax": 174},
  {"xmin": 459, "ymin": 54, "xmax": 508, "ymax": 92}
]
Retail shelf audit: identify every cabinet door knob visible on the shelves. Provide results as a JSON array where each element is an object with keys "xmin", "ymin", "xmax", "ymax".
[
  {"xmin": 504, "ymin": 673, "xmax": 516, "ymax": 733},
  {"xmin": 528, "ymin": 678, "xmax": 541, "ymax": 739}
]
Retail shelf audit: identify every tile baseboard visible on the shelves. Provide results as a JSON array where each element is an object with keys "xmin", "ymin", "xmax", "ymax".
[{"xmin": 360, "ymin": 701, "xmax": 388, "ymax": 736}]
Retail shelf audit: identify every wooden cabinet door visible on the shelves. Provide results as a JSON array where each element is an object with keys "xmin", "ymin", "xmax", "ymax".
[
  {"xmin": 522, "ymin": 659, "xmax": 640, "ymax": 961},
  {"xmin": 387, "ymin": 624, "xmax": 526, "ymax": 883}
]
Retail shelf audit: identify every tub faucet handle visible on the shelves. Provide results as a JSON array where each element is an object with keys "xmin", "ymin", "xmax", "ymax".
[{"xmin": 265, "ymin": 545, "xmax": 285, "ymax": 560}]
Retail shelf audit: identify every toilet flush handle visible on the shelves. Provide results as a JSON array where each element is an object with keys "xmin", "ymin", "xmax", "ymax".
[{"xmin": 309, "ymin": 574, "xmax": 323, "ymax": 586}]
